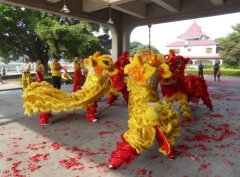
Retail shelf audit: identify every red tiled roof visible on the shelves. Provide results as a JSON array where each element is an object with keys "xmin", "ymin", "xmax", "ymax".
[
  {"xmin": 178, "ymin": 21, "xmax": 209, "ymax": 39},
  {"xmin": 167, "ymin": 40, "xmax": 217, "ymax": 47}
]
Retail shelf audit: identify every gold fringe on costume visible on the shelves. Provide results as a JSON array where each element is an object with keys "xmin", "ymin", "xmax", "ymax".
[
  {"xmin": 163, "ymin": 92, "xmax": 191, "ymax": 119},
  {"xmin": 122, "ymin": 51, "xmax": 180, "ymax": 155}
]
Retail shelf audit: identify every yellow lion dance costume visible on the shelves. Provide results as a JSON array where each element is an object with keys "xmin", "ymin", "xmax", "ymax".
[
  {"xmin": 23, "ymin": 52, "xmax": 118, "ymax": 124},
  {"xmin": 108, "ymin": 51, "xmax": 180, "ymax": 169}
]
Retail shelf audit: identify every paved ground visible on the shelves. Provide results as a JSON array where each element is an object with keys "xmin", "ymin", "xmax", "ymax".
[{"xmin": 0, "ymin": 76, "xmax": 240, "ymax": 177}]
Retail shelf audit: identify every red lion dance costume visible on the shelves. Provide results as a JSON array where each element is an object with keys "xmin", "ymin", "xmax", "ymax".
[
  {"xmin": 108, "ymin": 51, "xmax": 180, "ymax": 169},
  {"xmin": 160, "ymin": 50, "xmax": 213, "ymax": 120},
  {"xmin": 107, "ymin": 51, "xmax": 130, "ymax": 105}
]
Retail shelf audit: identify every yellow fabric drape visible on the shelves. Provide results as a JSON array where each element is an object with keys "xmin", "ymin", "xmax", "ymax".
[
  {"xmin": 22, "ymin": 73, "xmax": 112, "ymax": 116},
  {"xmin": 22, "ymin": 73, "xmax": 32, "ymax": 89},
  {"xmin": 123, "ymin": 78, "xmax": 180, "ymax": 154}
]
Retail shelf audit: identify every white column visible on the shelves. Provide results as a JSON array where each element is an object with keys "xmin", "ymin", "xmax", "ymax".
[
  {"xmin": 220, "ymin": 59, "xmax": 223, "ymax": 65},
  {"xmin": 192, "ymin": 59, "xmax": 197, "ymax": 65},
  {"xmin": 108, "ymin": 26, "xmax": 119, "ymax": 61}
]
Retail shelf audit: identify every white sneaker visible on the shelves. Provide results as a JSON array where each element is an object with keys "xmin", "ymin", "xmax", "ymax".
[{"xmin": 92, "ymin": 119, "xmax": 98, "ymax": 122}]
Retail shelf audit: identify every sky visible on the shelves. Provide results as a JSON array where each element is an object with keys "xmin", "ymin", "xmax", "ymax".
[{"xmin": 130, "ymin": 12, "xmax": 240, "ymax": 53}]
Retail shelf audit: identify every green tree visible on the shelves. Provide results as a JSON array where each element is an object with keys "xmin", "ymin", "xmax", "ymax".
[
  {"xmin": 130, "ymin": 41, "xmax": 160, "ymax": 56},
  {"xmin": 0, "ymin": 5, "xmax": 48, "ymax": 66},
  {"xmin": 217, "ymin": 23, "xmax": 240, "ymax": 68},
  {"xmin": 0, "ymin": 4, "xmax": 111, "ymax": 71}
]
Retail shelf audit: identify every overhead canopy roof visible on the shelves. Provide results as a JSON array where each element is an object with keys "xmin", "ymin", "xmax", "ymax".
[{"xmin": 1, "ymin": 0, "xmax": 240, "ymax": 27}]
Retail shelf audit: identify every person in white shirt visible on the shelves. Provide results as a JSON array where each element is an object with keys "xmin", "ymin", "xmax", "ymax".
[{"xmin": 21, "ymin": 57, "xmax": 32, "ymax": 89}]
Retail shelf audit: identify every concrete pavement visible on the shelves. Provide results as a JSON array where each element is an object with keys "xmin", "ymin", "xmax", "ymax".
[
  {"xmin": 0, "ymin": 83, "xmax": 22, "ymax": 91},
  {"xmin": 0, "ymin": 76, "xmax": 240, "ymax": 177}
]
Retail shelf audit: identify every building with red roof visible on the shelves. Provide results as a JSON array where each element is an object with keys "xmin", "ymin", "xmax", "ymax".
[{"xmin": 166, "ymin": 21, "xmax": 222, "ymax": 66}]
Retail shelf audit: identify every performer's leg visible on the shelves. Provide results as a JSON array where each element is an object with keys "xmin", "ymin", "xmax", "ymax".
[
  {"xmin": 22, "ymin": 74, "xmax": 27, "ymax": 89},
  {"xmin": 121, "ymin": 86, "xmax": 129, "ymax": 104},
  {"xmin": 109, "ymin": 125, "xmax": 155, "ymax": 168},
  {"xmin": 39, "ymin": 112, "xmax": 51, "ymax": 125},
  {"xmin": 73, "ymin": 71, "xmax": 80, "ymax": 92},
  {"xmin": 107, "ymin": 94, "xmax": 118, "ymax": 105},
  {"xmin": 109, "ymin": 136, "xmax": 139, "ymax": 169},
  {"xmin": 155, "ymin": 126, "xmax": 176, "ymax": 159},
  {"xmin": 179, "ymin": 94, "xmax": 191, "ymax": 120},
  {"xmin": 86, "ymin": 101, "xmax": 98, "ymax": 122}
]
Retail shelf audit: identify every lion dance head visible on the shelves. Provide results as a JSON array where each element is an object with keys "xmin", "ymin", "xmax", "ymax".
[
  {"xmin": 124, "ymin": 51, "xmax": 172, "ymax": 85},
  {"xmin": 164, "ymin": 50, "xmax": 190, "ymax": 78},
  {"xmin": 84, "ymin": 51, "xmax": 117, "ymax": 76}
]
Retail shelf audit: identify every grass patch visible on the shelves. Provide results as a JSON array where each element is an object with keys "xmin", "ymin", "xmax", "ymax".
[{"xmin": 186, "ymin": 68, "xmax": 240, "ymax": 76}]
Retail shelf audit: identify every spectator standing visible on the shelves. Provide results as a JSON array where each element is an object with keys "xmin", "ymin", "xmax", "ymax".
[
  {"xmin": 34, "ymin": 58, "xmax": 44, "ymax": 82},
  {"xmin": 50, "ymin": 56, "xmax": 62, "ymax": 89},
  {"xmin": 213, "ymin": 62, "xmax": 221, "ymax": 81},
  {"xmin": 1, "ymin": 67, "xmax": 6, "ymax": 76},
  {"xmin": 21, "ymin": 56, "xmax": 32, "ymax": 89},
  {"xmin": 198, "ymin": 61, "xmax": 204, "ymax": 78},
  {"xmin": 0, "ymin": 72, "xmax": 3, "ymax": 84}
]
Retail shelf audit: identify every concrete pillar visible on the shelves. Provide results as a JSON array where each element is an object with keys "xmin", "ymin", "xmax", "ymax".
[
  {"xmin": 220, "ymin": 59, "xmax": 223, "ymax": 65},
  {"xmin": 192, "ymin": 59, "xmax": 197, "ymax": 65},
  {"xmin": 211, "ymin": 60, "xmax": 216, "ymax": 65},
  {"xmin": 109, "ymin": 26, "xmax": 120, "ymax": 61},
  {"xmin": 108, "ymin": 24, "xmax": 134, "ymax": 61}
]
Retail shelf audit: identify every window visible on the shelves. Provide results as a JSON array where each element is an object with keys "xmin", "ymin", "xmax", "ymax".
[
  {"xmin": 206, "ymin": 48, "xmax": 212, "ymax": 54},
  {"xmin": 216, "ymin": 46, "xmax": 221, "ymax": 53},
  {"xmin": 173, "ymin": 49, "xmax": 180, "ymax": 54}
]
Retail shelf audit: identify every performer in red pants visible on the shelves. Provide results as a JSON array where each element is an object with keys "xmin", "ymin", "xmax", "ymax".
[{"xmin": 107, "ymin": 51, "xmax": 130, "ymax": 105}]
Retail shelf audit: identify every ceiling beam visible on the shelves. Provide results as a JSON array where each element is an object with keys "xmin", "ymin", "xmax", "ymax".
[
  {"xmin": 209, "ymin": 0, "xmax": 224, "ymax": 5},
  {"xmin": 82, "ymin": 0, "xmax": 108, "ymax": 12},
  {"xmin": 46, "ymin": 0, "xmax": 60, "ymax": 3},
  {"xmin": 151, "ymin": 0, "xmax": 179, "ymax": 13},
  {"xmin": 112, "ymin": 1, "xmax": 146, "ymax": 18},
  {"xmin": 82, "ymin": 0, "xmax": 145, "ymax": 18},
  {"xmin": 82, "ymin": 0, "xmax": 134, "ymax": 12}
]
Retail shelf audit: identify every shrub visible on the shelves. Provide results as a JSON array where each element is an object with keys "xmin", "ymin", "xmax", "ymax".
[{"xmin": 186, "ymin": 68, "xmax": 240, "ymax": 76}]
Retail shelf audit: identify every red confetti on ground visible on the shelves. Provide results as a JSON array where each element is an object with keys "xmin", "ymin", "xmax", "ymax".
[
  {"xmin": 183, "ymin": 124, "xmax": 233, "ymax": 143},
  {"xmin": 135, "ymin": 168, "xmax": 146, "ymax": 175},
  {"xmin": 102, "ymin": 120, "xmax": 121, "ymax": 128},
  {"xmin": 95, "ymin": 162, "xmax": 106, "ymax": 168},
  {"xmin": 215, "ymin": 142, "xmax": 233, "ymax": 149},
  {"xmin": 29, "ymin": 153, "xmax": 49, "ymax": 163},
  {"xmin": 98, "ymin": 131, "xmax": 112, "ymax": 135},
  {"xmin": 10, "ymin": 161, "xmax": 22, "ymax": 175},
  {"xmin": 26, "ymin": 142, "xmax": 47, "ymax": 151},
  {"xmin": 6, "ymin": 157, "xmax": 13, "ymax": 161},
  {"xmin": 71, "ymin": 146, "xmax": 99, "ymax": 156},
  {"xmin": 198, "ymin": 163, "xmax": 211, "ymax": 171},
  {"xmin": 207, "ymin": 113, "xmax": 224, "ymax": 118},
  {"xmin": 149, "ymin": 155, "xmax": 158, "ymax": 159},
  {"xmin": 51, "ymin": 142, "xmax": 62, "ymax": 150},
  {"xmin": 28, "ymin": 163, "xmax": 41, "ymax": 172},
  {"xmin": 59, "ymin": 158, "xmax": 83, "ymax": 169}
]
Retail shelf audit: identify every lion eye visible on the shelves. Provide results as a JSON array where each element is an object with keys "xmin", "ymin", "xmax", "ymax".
[
  {"xmin": 103, "ymin": 60, "xmax": 109, "ymax": 65},
  {"xmin": 176, "ymin": 60, "xmax": 181, "ymax": 66},
  {"xmin": 121, "ymin": 61, "xmax": 128, "ymax": 66}
]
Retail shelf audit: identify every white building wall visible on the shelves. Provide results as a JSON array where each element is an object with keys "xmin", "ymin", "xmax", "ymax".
[{"xmin": 167, "ymin": 45, "xmax": 218, "ymax": 56}]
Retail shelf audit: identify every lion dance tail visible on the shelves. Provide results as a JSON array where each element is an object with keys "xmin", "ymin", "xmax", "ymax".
[{"xmin": 23, "ymin": 80, "xmax": 110, "ymax": 116}]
